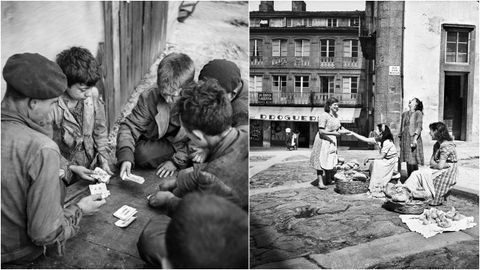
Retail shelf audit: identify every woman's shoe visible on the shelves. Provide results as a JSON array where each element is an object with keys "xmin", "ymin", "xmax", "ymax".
[
  {"xmin": 318, "ymin": 185, "xmax": 328, "ymax": 190},
  {"xmin": 310, "ymin": 179, "xmax": 319, "ymax": 186}
]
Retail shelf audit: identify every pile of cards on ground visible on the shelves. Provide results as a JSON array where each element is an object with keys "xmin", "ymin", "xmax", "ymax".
[
  {"xmin": 113, "ymin": 205, "xmax": 137, "ymax": 228},
  {"xmin": 89, "ymin": 183, "xmax": 110, "ymax": 199}
]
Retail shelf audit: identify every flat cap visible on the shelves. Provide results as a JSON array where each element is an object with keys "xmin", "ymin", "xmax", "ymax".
[
  {"xmin": 198, "ymin": 59, "xmax": 241, "ymax": 94},
  {"xmin": 3, "ymin": 53, "xmax": 67, "ymax": 99}
]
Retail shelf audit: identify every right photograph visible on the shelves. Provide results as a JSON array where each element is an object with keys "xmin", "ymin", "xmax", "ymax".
[{"xmin": 249, "ymin": 1, "xmax": 479, "ymax": 269}]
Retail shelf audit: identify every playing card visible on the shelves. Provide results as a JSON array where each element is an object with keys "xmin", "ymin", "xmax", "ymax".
[
  {"xmin": 92, "ymin": 167, "xmax": 111, "ymax": 183},
  {"xmin": 121, "ymin": 173, "xmax": 145, "ymax": 184},
  {"xmin": 114, "ymin": 215, "xmax": 137, "ymax": 228},
  {"xmin": 113, "ymin": 205, "xmax": 137, "ymax": 220},
  {"xmin": 89, "ymin": 183, "xmax": 110, "ymax": 199}
]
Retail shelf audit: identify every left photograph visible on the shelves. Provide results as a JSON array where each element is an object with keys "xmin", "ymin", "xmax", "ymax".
[{"xmin": 1, "ymin": 1, "xmax": 249, "ymax": 268}]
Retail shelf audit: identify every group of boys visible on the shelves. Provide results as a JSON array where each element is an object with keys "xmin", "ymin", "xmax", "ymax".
[{"xmin": 1, "ymin": 49, "xmax": 248, "ymax": 268}]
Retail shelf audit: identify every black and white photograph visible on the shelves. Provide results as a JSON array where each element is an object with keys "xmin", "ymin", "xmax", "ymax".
[
  {"xmin": 1, "ymin": 1, "xmax": 248, "ymax": 268},
  {"xmin": 249, "ymin": 1, "xmax": 479, "ymax": 269}
]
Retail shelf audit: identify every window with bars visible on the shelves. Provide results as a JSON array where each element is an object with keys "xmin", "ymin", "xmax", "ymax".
[
  {"xmin": 446, "ymin": 30, "xmax": 469, "ymax": 63},
  {"xmin": 327, "ymin": 18, "xmax": 337, "ymax": 27},
  {"xmin": 294, "ymin": 76, "xmax": 309, "ymax": 92},
  {"xmin": 272, "ymin": 75, "xmax": 287, "ymax": 92},
  {"xmin": 294, "ymin": 39, "xmax": 310, "ymax": 57},
  {"xmin": 272, "ymin": 39, "xmax": 288, "ymax": 57},
  {"xmin": 320, "ymin": 76, "xmax": 335, "ymax": 93},
  {"xmin": 349, "ymin": 18, "xmax": 359, "ymax": 27},
  {"xmin": 343, "ymin": 40, "xmax": 359, "ymax": 58},
  {"xmin": 249, "ymin": 75, "xmax": 263, "ymax": 92},
  {"xmin": 321, "ymin": 39, "xmax": 335, "ymax": 57},
  {"xmin": 250, "ymin": 39, "xmax": 263, "ymax": 57},
  {"xmin": 342, "ymin": 77, "xmax": 358, "ymax": 94}
]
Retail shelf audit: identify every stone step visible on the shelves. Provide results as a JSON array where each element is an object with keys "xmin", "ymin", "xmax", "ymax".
[
  {"xmin": 253, "ymin": 257, "xmax": 319, "ymax": 269},
  {"xmin": 308, "ymin": 231, "xmax": 473, "ymax": 269}
]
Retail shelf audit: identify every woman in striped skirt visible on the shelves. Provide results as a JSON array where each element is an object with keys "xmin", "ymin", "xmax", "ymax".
[{"xmin": 403, "ymin": 122, "xmax": 458, "ymax": 206}]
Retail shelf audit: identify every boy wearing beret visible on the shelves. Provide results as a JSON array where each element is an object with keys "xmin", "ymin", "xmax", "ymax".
[
  {"xmin": 48, "ymin": 47, "xmax": 112, "ymax": 184},
  {"xmin": 198, "ymin": 59, "xmax": 248, "ymax": 127},
  {"xmin": 116, "ymin": 52, "xmax": 195, "ymax": 179},
  {"xmin": 1, "ymin": 53, "xmax": 105, "ymax": 264}
]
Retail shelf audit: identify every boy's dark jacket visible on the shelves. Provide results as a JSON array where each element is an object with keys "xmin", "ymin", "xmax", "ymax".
[{"xmin": 173, "ymin": 125, "xmax": 248, "ymax": 210}]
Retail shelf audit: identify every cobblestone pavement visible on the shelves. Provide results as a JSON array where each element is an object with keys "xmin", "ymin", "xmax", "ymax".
[{"xmin": 250, "ymin": 149, "xmax": 479, "ymax": 268}]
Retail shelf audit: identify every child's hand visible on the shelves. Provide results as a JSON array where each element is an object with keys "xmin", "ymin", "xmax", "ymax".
[
  {"xmin": 156, "ymin": 161, "xmax": 177, "ymax": 178},
  {"xmin": 190, "ymin": 147, "xmax": 208, "ymax": 163},
  {"xmin": 148, "ymin": 191, "xmax": 175, "ymax": 209},
  {"xmin": 70, "ymin": 165, "xmax": 95, "ymax": 181}
]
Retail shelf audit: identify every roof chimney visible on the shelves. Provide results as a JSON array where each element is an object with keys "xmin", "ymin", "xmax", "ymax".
[
  {"xmin": 292, "ymin": 1, "xmax": 306, "ymax": 12},
  {"xmin": 259, "ymin": 1, "xmax": 274, "ymax": 12}
]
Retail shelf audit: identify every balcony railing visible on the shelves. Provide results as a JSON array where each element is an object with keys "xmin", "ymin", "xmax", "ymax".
[
  {"xmin": 249, "ymin": 56, "xmax": 363, "ymax": 69},
  {"xmin": 250, "ymin": 91, "xmax": 362, "ymax": 106},
  {"xmin": 343, "ymin": 57, "xmax": 360, "ymax": 68},
  {"xmin": 319, "ymin": 57, "xmax": 335, "ymax": 68}
]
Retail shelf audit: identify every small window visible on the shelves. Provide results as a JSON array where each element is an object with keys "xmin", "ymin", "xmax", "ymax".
[
  {"xmin": 320, "ymin": 76, "xmax": 334, "ymax": 93},
  {"xmin": 290, "ymin": 18, "xmax": 306, "ymax": 27},
  {"xmin": 446, "ymin": 30, "xmax": 469, "ymax": 63},
  {"xmin": 321, "ymin": 39, "xmax": 335, "ymax": 57},
  {"xmin": 272, "ymin": 75, "xmax": 287, "ymax": 92},
  {"xmin": 250, "ymin": 39, "xmax": 263, "ymax": 57},
  {"xmin": 294, "ymin": 76, "xmax": 309, "ymax": 92},
  {"xmin": 272, "ymin": 39, "xmax": 288, "ymax": 57},
  {"xmin": 249, "ymin": 75, "xmax": 263, "ymax": 92},
  {"xmin": 343, "ymin": 40, "xmax": 359, "ymax": 58},
  {"xmin": 327, "ymin": 18, "xmax": 337, "ymax": 27},
  {"xmin": 295, "ymin": 39, "xmax": 310, "ymax": 57},
  {"xmin": 250, "ymin": 18, "xmax": 260, "ymax": 27},
  {"xmin": 342, "ymin": 77, "xmax": 358, "ymax": 93},
  {"xmin": 349, "ymin": 18, "xmax": 359, "ymax": 27}
]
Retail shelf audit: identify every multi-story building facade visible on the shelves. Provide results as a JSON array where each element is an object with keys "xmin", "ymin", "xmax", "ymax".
[
  {"xmin": 363, "ymin": 1, "xmax": 479, "ymax": 143},
  {"xmin": 249, "ymin": 1, "xmax": 368, "ymax": 148}
]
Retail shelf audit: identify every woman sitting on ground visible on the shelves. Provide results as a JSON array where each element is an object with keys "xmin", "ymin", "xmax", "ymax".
[
  {"xmin": 403, "ymin": 122, "xmax": 458, "ymax": 206},
  {"xmin": 346, "ymin": 124, "xmax": 398, "ymax": 197}
]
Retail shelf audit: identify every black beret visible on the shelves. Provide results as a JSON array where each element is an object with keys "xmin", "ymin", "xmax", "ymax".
[
  {"xmin": 2, "ymin": 53, "xmax": 67, "ymax": 99},
  {"xmin": 198, "ymin": 59, "xmax": 241, "ymax": 94}
]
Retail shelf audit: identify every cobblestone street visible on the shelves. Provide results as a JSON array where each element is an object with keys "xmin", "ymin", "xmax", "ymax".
[{"xmin": 249, "ymin": 147, "xmax": 479, "ymax": 269}]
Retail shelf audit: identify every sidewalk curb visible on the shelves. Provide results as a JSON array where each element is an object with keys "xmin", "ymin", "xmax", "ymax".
[{"xmin": 451, "ymin": 186, "xmax": 479, "ymax": 203}]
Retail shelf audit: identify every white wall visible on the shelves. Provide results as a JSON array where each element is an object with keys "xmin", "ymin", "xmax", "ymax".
[
  {"xmin": 1, "ymin": 1, "xmax": 105, "ymax": 98},
  {"xmin": 403, "ymin": 1, "xmax": 479, "ymax": 142}
]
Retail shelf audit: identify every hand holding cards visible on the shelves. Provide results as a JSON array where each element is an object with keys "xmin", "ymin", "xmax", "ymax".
[
  {"xmin": 89, "ymin": 183, "xmax": 110, "ymax": 199},
  {"xmin": 121, "ymin": 173, "xmax": 145, "ymax": 184},
  {"xmin": 91, "ymin": 167, "xmax": 111, "ymax": 183}
]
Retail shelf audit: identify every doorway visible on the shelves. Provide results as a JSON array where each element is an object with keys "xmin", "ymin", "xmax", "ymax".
[
  {"xmin": 443, "ymin": 73, "xmax": 467, "ymax": 140},
  {"xmin": 293, "ymin": 122, "xmax": 310, "ymax": 148}
]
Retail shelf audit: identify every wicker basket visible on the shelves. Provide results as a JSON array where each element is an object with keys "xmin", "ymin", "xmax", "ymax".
[
  {"xmin": 335, "ymin": 180, "xmax": 369, "ymax": 194},
  {"xmin": 383, "ymin": 199, "xmax": 428, "ymax": 215}
]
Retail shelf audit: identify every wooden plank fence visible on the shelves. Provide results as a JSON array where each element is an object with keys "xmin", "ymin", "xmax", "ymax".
[{"xmin": 101, "ymin": 1, "xmax": 169, "ymax": 130}]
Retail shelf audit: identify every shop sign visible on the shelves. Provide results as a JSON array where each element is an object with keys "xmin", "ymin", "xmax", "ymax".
[
  {"xmin": 257, "ymin": 92, "xmax": 273, "ymax": 102},
  {"xmin": 259, "ymin": 114, "xmax": 317, "ymax": 122}
]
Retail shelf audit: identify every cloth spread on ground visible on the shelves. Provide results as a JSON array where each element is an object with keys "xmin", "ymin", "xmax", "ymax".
[{"xmin": 399, "ymin": 214, "xmax": 476, "ymax": 238}]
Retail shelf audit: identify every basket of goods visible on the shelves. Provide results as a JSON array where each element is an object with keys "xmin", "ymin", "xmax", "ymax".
[
  {"xmin": 334, "ymin": 160, "xmax": 369, "ymax": 194},
  {"xmin": 383, "ymin": 185, "xmax": 428, "ymax": 215}
]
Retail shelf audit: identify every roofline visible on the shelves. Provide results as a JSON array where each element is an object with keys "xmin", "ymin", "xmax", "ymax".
[{"xmin": 250, "ymin": 10, "xmax": 365, "ymax": 18}]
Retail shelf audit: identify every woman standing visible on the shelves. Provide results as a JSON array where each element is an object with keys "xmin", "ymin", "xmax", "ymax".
[
  {"xmin": 403, "ymin": 122, "xmax": 458, "ymax": 206},
  {"xmin": 310, "ymin": 97, "xmax": 348, "ymax": 189},
  {"xmin": 347, "ymin": 124, "xmax": 398, "ymax": 197},
  {"xmin": 399, "ymin": 98, "xmax": 425, "ymax": 177}
]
